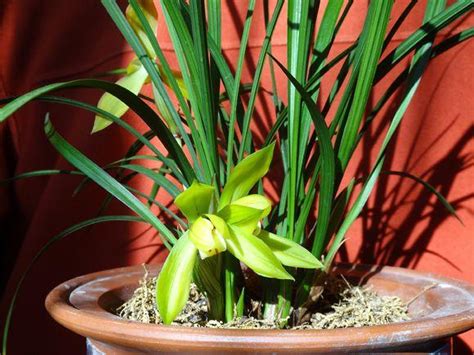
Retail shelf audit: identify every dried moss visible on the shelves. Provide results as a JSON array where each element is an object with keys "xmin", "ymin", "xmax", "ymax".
[
  {"xmin": 117, "ymin": 268, "xmax": 160, "ymax": 324},
  {"xmin": 117, "ymin": 268, "xmax": 410, "ymax": 329},
  {"xmin": 296, "ymin": 285, "xmax": 409, "ymax": 329},
  {"xmin": 117, "ymin": 267, "xmax": 208, "ymax": 326}
]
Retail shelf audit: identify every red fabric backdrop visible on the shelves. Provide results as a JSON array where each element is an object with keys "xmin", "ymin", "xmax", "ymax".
[{"xmin": 1, "ymin": 1, "xmax": 473, "ymax": 354}]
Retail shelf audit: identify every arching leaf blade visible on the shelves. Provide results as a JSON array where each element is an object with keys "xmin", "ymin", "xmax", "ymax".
[
  {"xmin": 1, "ymin": 215, "xmax": 144, "ymax": 355},
  {"xmin": 44, "ymin": 116, "xmax": 177, "ymax": 245}
]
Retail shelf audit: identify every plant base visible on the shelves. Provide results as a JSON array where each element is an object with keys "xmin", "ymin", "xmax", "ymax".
[{"xmin": 117, "ymin": 267, "xmax": 409, "ymax": 329}]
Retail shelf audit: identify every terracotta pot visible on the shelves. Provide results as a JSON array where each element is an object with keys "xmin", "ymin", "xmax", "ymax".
[{"xmin": 45, "ymin": 264, "xmax": 474, "ymax": 354}]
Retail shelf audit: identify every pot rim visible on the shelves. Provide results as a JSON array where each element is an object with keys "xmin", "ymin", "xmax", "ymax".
[{"xmin": 45, "ymin": 264, "xmax": 474, "ymax": 352}]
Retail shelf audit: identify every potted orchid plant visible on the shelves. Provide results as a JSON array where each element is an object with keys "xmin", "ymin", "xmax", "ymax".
[{"xmin": 1, "ymin": 0, "xmax": 473, "ymax": 353}]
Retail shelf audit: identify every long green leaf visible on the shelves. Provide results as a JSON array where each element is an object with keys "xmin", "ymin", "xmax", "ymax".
[
  {"xmin": 189, "ymin": 0, "xmax": 219, "ymax": 178},
  {"xmin": 44, "ymin": 116, "xmax": 177, "ymax": 245},
  {"xmin": 336, "ymin": 0, "xmax": 394, "ymax": 170},
  {"xmin": 38, "ymin": 95, "xmax": 185, "ymax": 184},
  {"xmin": 360, "ymin": 27, "xmax": 474, "ymax": 142},
  {"xmin": 286, "ymin": 0, "xmax": 318, "ymax": 242},
  {"xmin": 20, "ymin": 96, "xmax": 186, "ymax": 204},
  {"xmin": 0, "ymin": 170, "xmax": 82, "ymax": 184},
  {"xmin": 159, "ymin": 0, "xmax": 216, "ymax": 182},
  {"xmin": 2, "ymin": 215, "xmax": 143, "ymax": 355},
  {"xmin": 207, "ymin": 0, "xmax": 222, "ymax": 142},
  {"xmin": 0, "ymin": 79, "xmax": 195, "ymax": 184},
  {"xmin": 238, "ymin": 0, "xmax": 284, "ymax": 159},
  {"xmin": 226, "ymin": 0, "xmax": 257, "ymax": 176},
  {"xmin": 128, "ymin": 0, "xmax": 206, "ymax": 182},
  {"xmin": 326, "ymin": 0, "xmax": 447, "ymax": 267},
  {"xmin": 119, "ymin": 164, "xmax": 180, "ymax": 197},
  {"xmin": 308, "ymin": 0, "xmax": 344, "ymax": 81},
  {"xmin": 376, "ymin": 0, "xmax": 473, "ymax": 82},
  {"xmin": 103, "ymin": 0, "xmax": 205, "ymax": 183},
  {"xmin": 382, "ymin": 169, "xmax": 461, "ymax": 222},
  {"xmin": 125, "ymin": 186, "xmax": 186, "ymax": 227},
  {"xmin": 270, "ymin": 54, "xmax": 335, "ymax": 253}
]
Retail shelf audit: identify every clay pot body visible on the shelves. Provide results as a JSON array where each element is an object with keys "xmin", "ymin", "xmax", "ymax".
[{"xmin": 45, "ymin": 264, "xmax": 474, "ymax": 353}]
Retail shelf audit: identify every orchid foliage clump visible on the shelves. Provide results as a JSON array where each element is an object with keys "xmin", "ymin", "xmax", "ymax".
[{"xmin": 1, "ymin": 0, "xmax": 471, "ymax": 346}]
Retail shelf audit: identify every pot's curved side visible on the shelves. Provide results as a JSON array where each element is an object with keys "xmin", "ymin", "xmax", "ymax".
[{"xmin": 45, "ymin": 264, "xmax": 474, "ymax": 353}]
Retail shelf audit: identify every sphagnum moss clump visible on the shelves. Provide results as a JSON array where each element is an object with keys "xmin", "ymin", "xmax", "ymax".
[{"xmin": 118, "ymin": 269, "xmax": 409, "ymax": 330}]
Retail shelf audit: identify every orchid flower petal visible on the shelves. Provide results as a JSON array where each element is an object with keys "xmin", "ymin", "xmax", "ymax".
[
  {"xmin": 156, "ymin": 232, "xmax": 197, "ymax": 324},
  {"xmin": 257, "ymin": 231, "xmax": 324, "ymax": 269},
  {"xmin": 232, "ymin": 194, "xmax": 272, "ymax": 218},
  {"xmin": 175, "ymin": 181, "xmax": 216, "ymax": 222},
  {"xmin": 92, "ymin": 63, "xmax": 148, "ymax": 133},
  {"xmin": 217, "ymin": 205, "xmax": 262, "ymax": 234},
  {"xmin": 226, "ymin": 226, "xmax": 293, "ymax": 280},
  {"xmin": 218, "ymin": 144, "xmax": 275, "ymax": 209}
]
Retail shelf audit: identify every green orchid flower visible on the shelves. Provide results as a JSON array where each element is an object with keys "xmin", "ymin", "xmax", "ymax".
[
  {"xmin": 93, "ymin": 0, "xmax": 187, "ymax": 133},
  {"xmin": 156, "ymin": 144, "xmax": 323, "ymax": 324}
]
